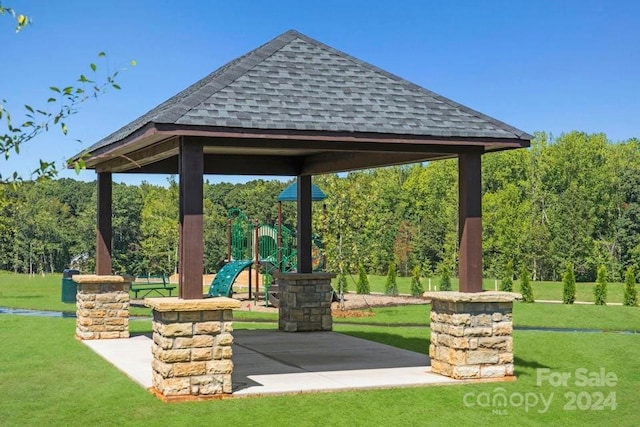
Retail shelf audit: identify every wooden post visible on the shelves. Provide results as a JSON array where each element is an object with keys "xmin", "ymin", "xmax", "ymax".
[
  {"xmin": 96, "ymin": 172, "xmax": 112, "ymax": 275},
  {"xmin": 297, "ymin": 175, "xmax": 312, "ymax": 273},
  {"xmin": 458, "ymin": 149, "xmax": 483, "ymax": 293},
  {"xmin": 178, "ymin": 138, "xmax": 204, "ymax": 299}
]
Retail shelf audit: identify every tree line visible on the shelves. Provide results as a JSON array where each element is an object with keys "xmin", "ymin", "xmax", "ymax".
[{"xmin": 0, "ymin": 131, "xmax": 638, "ymax": 282}]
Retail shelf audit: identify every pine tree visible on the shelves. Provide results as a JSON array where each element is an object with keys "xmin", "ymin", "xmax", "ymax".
[
  {"xmin": 520, "ymin": 267, "xmax": 534, "ymax": 303},
  {"xmin": 623, "ymin": 267, "xmax": 637, "ymax": 307},
  {"xmin": 410, "ymin": 265, "xmax": 424, "ymax": 296},
  {"xmin": 439, "ymin": 265, "xmax": 452, "ymax": 291},
  {"xmin": 356, "ymin": 263, "xmax": 370, "ymax": 295},
  {"xmin": 500, "ymin": 261, "xmax": 514, "ymax": 292},
  {"xmin": 385, "ymin": 262, "xmax": 398, "ymax": 296},
  {"xmin": 562, "ymin": 262, "xmax": 576, "ymax": 304},
  {"xmin": 594, "ymin": 265, "xmax": 608, "ymax": 305}
]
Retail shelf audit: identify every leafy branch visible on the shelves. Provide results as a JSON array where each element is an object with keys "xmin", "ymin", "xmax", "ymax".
[
  {"xmin": 0, "ymin": 3, "xmax": 136, "ymax": 182},
  {"xmin": 0, "ymin": 2, "xmax": 29, "ymax": 32}
]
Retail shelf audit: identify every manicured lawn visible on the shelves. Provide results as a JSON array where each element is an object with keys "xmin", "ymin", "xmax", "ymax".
[
  {"xmin": 2, "ymin": 272, "xmax": 639, "ymax": 330},
  {"xmin": 1, "ymin": 314, "xmax": 638, "ymax": 426},
  {"xmin": 1, "ymin": 272, "xmax": 631, "ymax": 317},
  {"xmin": 335, "ymin": 303, "xmax": 640, "ymax": 331},
  {"xmin": 512, "ymin": 302, "xmax": 640, "ymax": 331},
  {"xmin": 0, "ymin": 272, "xmax": 153, "ymax": 316},
  {"xmin": 337, "ymin": 274, "xmax": 628, "ymax": 303},
  {"xmin": 1, "ymin": 274, "xmax": 638, "ymax": 425}
]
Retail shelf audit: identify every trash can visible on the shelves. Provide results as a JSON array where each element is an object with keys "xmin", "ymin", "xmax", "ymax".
[{"xmin": 61, "ymin": 269, "xmax": 80, "ymax": 303}]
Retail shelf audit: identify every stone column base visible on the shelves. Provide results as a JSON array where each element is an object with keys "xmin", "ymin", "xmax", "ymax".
[
  {"xmin": 424, "ymin": 291, "xmax": 519, "ymax": 380},
  {"xmin": 73, "ymin": 275, "xmax": 132, "ymax": 340},
  {"xmin": 275, "ymin": 272, "xmax": 336, "ymax": 332},
  {"xmin": 145, "ymin": 297, "xmax": 241, "ymax": 401}
]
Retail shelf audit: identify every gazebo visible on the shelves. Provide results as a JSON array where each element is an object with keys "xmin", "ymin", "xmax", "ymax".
[{"xmin": 70, "ymin": 29, "xmax": 531, "ymax": 398}]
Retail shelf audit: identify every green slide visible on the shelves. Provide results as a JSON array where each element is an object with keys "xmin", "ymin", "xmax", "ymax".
[{"xmin": 207, "ymin": 260, "xmax": 254, "ymax": 297}]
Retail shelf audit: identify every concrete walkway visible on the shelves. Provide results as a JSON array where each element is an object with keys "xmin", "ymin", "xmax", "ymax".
[{"xmin": 84, "ymin": 329, "xmax": 460, "ymax": 396}]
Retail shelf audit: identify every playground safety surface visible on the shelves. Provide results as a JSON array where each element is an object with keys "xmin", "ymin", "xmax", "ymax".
[{"xmin": 84, "ymin": 329, "xmax": 462, "ymax": 396}]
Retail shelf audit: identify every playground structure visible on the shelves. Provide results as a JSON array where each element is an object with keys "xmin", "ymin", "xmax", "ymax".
[{"xmin": 208, "ymin": 182, "xmax": 327, "ymax": 305}]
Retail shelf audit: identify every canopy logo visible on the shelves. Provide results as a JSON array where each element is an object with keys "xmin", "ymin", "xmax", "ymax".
[{"xmin": 463, "ymin": 368, "xmax": 617, "ymax": 415}]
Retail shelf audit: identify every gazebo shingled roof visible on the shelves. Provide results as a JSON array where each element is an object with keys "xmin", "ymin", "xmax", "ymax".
[
  {"xmin": 73, "ymin": 29, "xmax": 532, "ymax": 298},
  {"xmin": 73, "ymin": 29, "xmax": 530, "ymax": 176}
]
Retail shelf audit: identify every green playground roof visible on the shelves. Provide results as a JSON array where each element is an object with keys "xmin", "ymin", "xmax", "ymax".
[{"xmin": 278, "ymin": 182, "xmax": 327, "ymax": 202}]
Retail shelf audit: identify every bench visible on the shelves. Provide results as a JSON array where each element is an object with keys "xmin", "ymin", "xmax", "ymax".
[{"xmin": 130, "ymin": 274, "xmax": 176, "ymax": 298}]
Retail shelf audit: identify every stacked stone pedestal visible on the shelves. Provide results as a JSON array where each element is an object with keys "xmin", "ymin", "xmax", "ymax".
[
  {"xmin": 74, "ymin": 275, "xmax": 132, "ymax": 340},
  {"xmin": 275, "ymin": 272, "xmax": 335, "ymax": 332},
  {"xmin": 425, "ymin": 292, "xmax": 518, "ymax": 380},
  {"xmin": 145, "ymin": 297, "xmax": 241, "ymax": 401}
]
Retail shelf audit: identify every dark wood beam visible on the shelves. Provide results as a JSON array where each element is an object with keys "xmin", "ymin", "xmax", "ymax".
[
  {"xmin": 95, "ymin": 137, "xmax": 179, "ymax": 173},
  {"xmin": 123, "ymin": 157, "xmax": 178, "ymax": 174},
  {"xmin": 96, "ymin": 172, "xmax": 112, "ymax": 275},
  {"xmin": 122, "ymin": 154, "xmax": 303, "ymax": 175},
  {"xmin": 79, "ymin": 124, "xmax": 529, "ymax": 172},
  {"xmin": 178, "ymin": 138, "xmax": 204, "ymax": 299},
  {"xmin": 203, "ymin": 154, "xmax": 302, "ymax": 175},
  {"xmin": 458, "ymin": 149, "xmax": 483, "ymax": 293},
  {"xmin": 297, "ymin": 175, "xmax": 312, "ymax": 273},
  {"xmin": 301, "ymin": 151, "xmax": 450, "ymax": 175},
  {"xmin": 184, "ymin": 135, "xmax": 494, "ymax": 155},
  {"xmin": 165, "ymin": 125, "xmax": 530, "ymax": 148}
]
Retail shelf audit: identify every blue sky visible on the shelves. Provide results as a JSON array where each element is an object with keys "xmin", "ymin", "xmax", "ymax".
[{"xmin": 2, "ymin": 0, "xmax": 639, "ymax": 185}]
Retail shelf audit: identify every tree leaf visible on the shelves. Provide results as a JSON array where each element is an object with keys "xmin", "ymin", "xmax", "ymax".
[{"xmin": 90, "ymin": 63, "xmax": 97, "ymax": 72}]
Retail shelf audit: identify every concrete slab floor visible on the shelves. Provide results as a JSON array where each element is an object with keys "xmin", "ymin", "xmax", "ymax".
[{"xmin": 83, "ymin": 329, "xmax": 462, "ymax": 397}]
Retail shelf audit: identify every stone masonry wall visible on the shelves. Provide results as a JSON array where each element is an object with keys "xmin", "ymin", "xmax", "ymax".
[
  {"xmin": 145, "ymin": 297, "xmax": 241, "ymax": 400},
  {"xmin": 427, "ymin": 292, "xmax": 516, "ymax": 380},
  {"xmin": 276, "ymin": 273, "xmax": 335, "ymax": 332},
  {"xmin": 74, "ymin": 275, "xmax": 131, "ymax": 340},
  {"xmin": 151, "ymin": 309, "xmax": 234, "ymax": 397}
]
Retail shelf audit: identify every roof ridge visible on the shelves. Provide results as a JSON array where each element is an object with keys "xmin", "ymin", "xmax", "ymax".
[
  {"xmin": 291, "ymin": 31, "xmax": 531, "ymax": 140},
  {"xmin": 89, "ymin": 30, "xmax": 303, "ymax": 150},
  {"xmin": 154, "ymin": 30, "xmax": 299, "ymax": 122},
  {"xmin": 82, "ymin": 29, "xmax": 532, "ymax": 156}
]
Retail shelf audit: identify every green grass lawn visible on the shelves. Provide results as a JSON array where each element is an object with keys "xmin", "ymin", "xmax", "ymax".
[
  {"xmin": 332, "ymin": 303, "xmax": 640, "ymax": 332},
  {"xmin": 337, "ymin": 274, "xmax": 628, "ymax": 303},
  {"xmin": 1, "ymin": 272, "xmax": 631, "ymax": 315},
  {"xmin": 1, "ymin": 314, "xmax": 638, "ymax": 426},
  {"xmin": 1, "ymin": 272, "xmax": 639, "ymax": 425},
  {"xmin": 2, "ymin": 272, "xmax": 639, "ymax": 331}
]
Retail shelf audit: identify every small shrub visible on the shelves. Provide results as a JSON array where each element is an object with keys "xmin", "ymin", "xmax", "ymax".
[
  {"xmin": 500, "ymin": 261, "xmax": 514, "ymax": 292},
  {"xmin": 623, "ymin": 266, "xmax": 637, "ymax": 307},
  {"xmin": 410, "ymin": 266, "xmax": 424, "ymax": 297},
  {"xmin": 562, "ymin": 262, "xmax": 576, "ymax": 304},
  {"xmin": 520, "ymin": 267, "xmax": 534, "ymax": 303},
  {"xmin": 439, "ymin": 265, "xmax": 452, "ymax": 291},
  {"xmin": 594, "ymin": 265, "xmax": 608, "ymax": 305},
  {"xmin": 384, "ymin": 262, "xmax": 399, "ymax": 296},
  {"xmin": 356, "ymin": 263, "xmax": 370, "ymax": 295}
]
